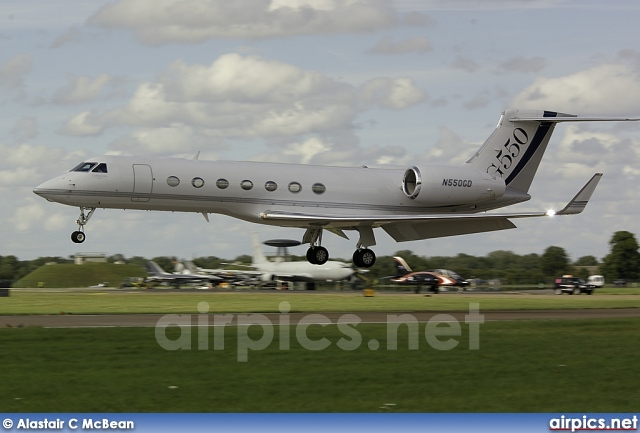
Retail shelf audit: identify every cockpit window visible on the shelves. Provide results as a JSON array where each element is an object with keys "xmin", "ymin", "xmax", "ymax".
[
  {"xmin": 92, "ymin": 163, "xmax": 108, "ymax": 173},
  {"xmin": 71, "ymin": 162, "xmax": 97, "ymax": 172}
]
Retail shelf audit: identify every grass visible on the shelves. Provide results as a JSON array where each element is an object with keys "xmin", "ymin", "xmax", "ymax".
[
  {"xmin": 12, "ymin": 263, "xmax": 146, "ymax": 288},
  {"xmin": 2, "ymin": 290, "xmax": 640, "ymax": 315},
  {"xmin": 1, "ymin": 318, "xmax": 639, "ymax": 412}
]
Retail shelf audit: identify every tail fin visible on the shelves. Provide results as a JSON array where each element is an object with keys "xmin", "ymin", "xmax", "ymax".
[
  {"xmin": 183, "ymin": 261, "xmax": 200, "ymax": 274},
  {"xmin": 251, "ymin": 232, "xmax": 268, "ymax": 265},
  {"xmin": 467, "ymin": 109, "xmax": 570, "ymax": 193},
  {"xmin": 393, "ymin": 256, "xmax": 413, "ymax": 276},
  {"xmin": 467, "ymin": 109, "xmax": 640, "ymax": 194},
  {"xmin": 146, "ymin": 261, "xmax": 168, "ymax": 276}
]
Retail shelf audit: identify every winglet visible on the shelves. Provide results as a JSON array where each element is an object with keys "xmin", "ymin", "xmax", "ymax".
[{"xmin": 556, "ymin": 173, "xmax": 603, "ymax": 215}]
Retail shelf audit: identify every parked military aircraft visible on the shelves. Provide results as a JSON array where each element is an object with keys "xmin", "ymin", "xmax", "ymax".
[
  {"xmin": 391, "ymin": 256, "xmax": 469, "ymax": 294},
  {"xmin": 144, "ymin": 261, "xmax": 220, "ymax": 288},
  {"xmin": 34, "ymin": 109, "xmax": 638, "ymax": 268},
  {"xmin": 187, "ymin": 233, "xmax": 355, "ymax": 289}
]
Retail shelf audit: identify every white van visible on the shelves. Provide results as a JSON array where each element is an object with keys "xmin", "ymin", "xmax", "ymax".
[{"xmin": 587, "ymin": 275, "xmax": 605, "ymax": 288}]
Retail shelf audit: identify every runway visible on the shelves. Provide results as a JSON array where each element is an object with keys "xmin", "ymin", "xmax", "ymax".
[{"xmin": 2, "ymin": 308, "xmax": 640, "ymax": 328}]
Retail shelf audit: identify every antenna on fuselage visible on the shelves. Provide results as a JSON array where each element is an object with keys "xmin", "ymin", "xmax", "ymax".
[{"xmin": 193, "ymin": 151, "xmax": 200, "ymax": 160}]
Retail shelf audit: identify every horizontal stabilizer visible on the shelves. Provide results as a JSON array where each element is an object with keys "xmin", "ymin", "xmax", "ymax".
[
  {"xmin": 556, "ymin": 173, "xmax": 602, "ymax": 215},
  {"xmin": 508, "ymin": 115, "xmax": 640, "ymax": 123}
]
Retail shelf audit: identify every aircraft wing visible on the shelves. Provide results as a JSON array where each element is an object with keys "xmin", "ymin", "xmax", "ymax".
[{"xmin": 260, "ymin": 173, "xmax": 602, "ymax": 242}]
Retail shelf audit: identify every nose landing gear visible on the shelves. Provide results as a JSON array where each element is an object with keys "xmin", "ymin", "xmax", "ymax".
[{"xmin": 71, "ymin": 207, "xmax": 96, "ymax": 244}]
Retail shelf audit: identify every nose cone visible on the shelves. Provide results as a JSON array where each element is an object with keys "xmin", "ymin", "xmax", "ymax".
[{"xmin": 33, "ymin": 176, "xmax": 70, "ymax": 202}]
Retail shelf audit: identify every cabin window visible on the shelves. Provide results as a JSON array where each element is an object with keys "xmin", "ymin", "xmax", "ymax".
[
  {"xmin": 312, "ymin": 183, "xmax": 326, "ymax": 195},
  {"xmin": 241, "ymin": 180, "xmax": 253, "ymax": 191},
  {"xmin": 167, "ymin": 176, "xmax": 180, "ymax": 187},
  {"xmin": 288, "ymin": 181, "xmax": 302, "ymax": 193},
  {"xmin": 92, "ymin": 163, "xmax": 108, "ymax": 173},
  {"xmin": 192, "ymin": 177, "xmax": 204, "ymax": 188},
  {"xmin": 216, "ymin": 179, "xmax": 229, "ymax": 189},
  {"xmin": 265, "ymin": 181, "xmax": 278, "ymax": 192},
  {"xmin": 71, "ymin": 162, "xmax": 97, "ymax": 172}
]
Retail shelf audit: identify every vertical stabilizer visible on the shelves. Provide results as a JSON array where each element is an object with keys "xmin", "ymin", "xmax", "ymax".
[
  {"xmin": 466, "ymin": 109, "xmax": 570, "ymax": 193},
  {"xmin": 393, "ymin": 256, "xmax": 413, "ymax": 276},
  {"xmin": 146, "ymin": 261, "xmax": 168, "ymax": 276},
  {"xmin": 251, "ymin": 232, "xmax": 268, "ymax": 265}
]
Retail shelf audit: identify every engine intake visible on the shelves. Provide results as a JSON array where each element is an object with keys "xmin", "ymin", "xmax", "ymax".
[{"xmin": 401, "ymin": 165, "xmax": 505, "ymax": 206}]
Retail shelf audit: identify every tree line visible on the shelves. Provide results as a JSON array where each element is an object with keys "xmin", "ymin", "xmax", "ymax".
[{"xmin": 1, "ymin": 231, "xmax": 638, "ymax": 286}]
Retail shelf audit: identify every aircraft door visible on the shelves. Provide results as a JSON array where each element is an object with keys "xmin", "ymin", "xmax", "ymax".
[{"xmin": 132, "ymin": 164, "xmax": 153, "ymax": 202}]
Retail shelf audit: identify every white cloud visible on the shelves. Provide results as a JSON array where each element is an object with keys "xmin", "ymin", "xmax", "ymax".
[
  {"xmin": 11, "ymin": 201, "xmax": 46, "ymax": 232},
  {"xmin": 277, "ymin": 136, "xmax": 332, "ymax": 164},
  {"xmin": 89, "ymin": 0, "xmax": 399, "ymax": 45},
  {"xmin": 110, "ymin": 124, "xmax": 227, "ymax": 156},
  {"xmin": 511, "ymin": 64, "xmax": 640, "ymax": 114},
  {"xmin": 60, "ymin": 54, "xmax": 425, "ymax": 156},
  {"xmin": 61, "ymin": 110, "xmax": 105, "ymax": 136},
  {"xmin": 360, "ymin": 77, "xmax": 426, "ymax": 109},
  {"xmin": 0, "ymin": 53, "xmax": 32, "ymax": 88},
  {"xmin": 52, "ymin": 73, "xmax": 118, "ymax": 104},
  {"xmin": 161, "ymin": 54, "xmax": 343, "ymax": 104}
]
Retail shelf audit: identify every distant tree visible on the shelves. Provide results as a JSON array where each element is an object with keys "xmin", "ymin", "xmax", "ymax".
[
  {"xmin": 0, "ymin": 263, "xmax": 14, "ymax": 280},
  {"xmin": 574, "ymin": 255, "xmax": 599, "ymax": 267},
  {"xmin": 486, "ymin": 250, "xmax": 520, "ymax": 269},
  {"xmin": 232, "ymin": 255, "xmax": 252, "ymax": 265},
  {"xmin": 0, "ymin": 255, "xmax": 18, "ymax": 280},
  {"xmin": 193, "ymin": 256, "xmax": 225, "ymax": 269},
  {"xmin": 127, "ymin": 256, "xmax": 149, "ymax": 269},
  {"xmin": 601, "ymin": 231, "xmax": 640, "ymax": 281},
  {"xmin": 540, "ymin": 246, "xmax": 570, "ymax": 277}
]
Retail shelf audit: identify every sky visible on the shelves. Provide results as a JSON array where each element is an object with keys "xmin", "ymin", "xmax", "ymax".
[{"xmin": 1, "ymin": 0, "xmax": 639, "ymax": 264}]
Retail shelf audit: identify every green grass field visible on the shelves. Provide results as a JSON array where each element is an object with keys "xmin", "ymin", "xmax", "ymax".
[
  {"xmin": 1, "ymin": 318, "xmax": 638, "ymax": 412},
  {"xmin": 2, "ymin": 288, "xmax": 639, "ymax": 412},
  {"xmin": 2, "ymin": 290, "xmax": 640, "ymax": 315}
]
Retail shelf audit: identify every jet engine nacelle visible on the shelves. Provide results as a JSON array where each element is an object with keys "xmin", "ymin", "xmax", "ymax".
[
  {"xmin": 260, "ymin": 273, "xmax": 274, "ymax": 282},
  {"xmin": 401, "ymin": 165, "xmax": 505, "ymax": 206}
]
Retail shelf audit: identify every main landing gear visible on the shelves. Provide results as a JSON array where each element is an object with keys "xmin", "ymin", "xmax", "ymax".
[
  {"xmin": 71, "ymin": 207, "xmax": 95, "ymax": 244},
  {"xmin": 303, "ymin": 227, "xmax": 377, "ymax": 268}
]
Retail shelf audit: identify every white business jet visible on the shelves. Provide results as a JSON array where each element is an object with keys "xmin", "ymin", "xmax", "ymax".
[{"xmin": 33, "ymin": 109, "xmax": 638, "ymax": 268}]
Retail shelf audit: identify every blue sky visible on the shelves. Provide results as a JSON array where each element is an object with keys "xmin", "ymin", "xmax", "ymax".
[{"xmin": 2, "ymin": 0, "xmax": 639, "ymax": 263}]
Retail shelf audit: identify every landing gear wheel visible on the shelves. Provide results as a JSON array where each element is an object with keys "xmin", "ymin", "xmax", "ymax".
[
  {"xmin": 353, "ymin": 248, "xmax": 376, "ymax": 268},
  {"xmin": 307, "ymin": 246, "xmax": 329, "ymax": 265},
  {"xmin": 71, "ymin": 231, "xmax": 85, "ymax": 243}
]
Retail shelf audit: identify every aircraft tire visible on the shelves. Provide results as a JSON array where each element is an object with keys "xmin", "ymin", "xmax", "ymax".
[
  {"xmin": 71, "ymin": 231, "xmax": 85, "ymax": 243},
  {"xmin": 353, "ymin": 249, "xmax": 376, "ymax": 268},
  {"xmin": 307, "ymin": 246, "xmax": 329, "ymax": 265},
  {"xmin": 306, "ymin": 248, "xmax": 318, "ymax": 264}
]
